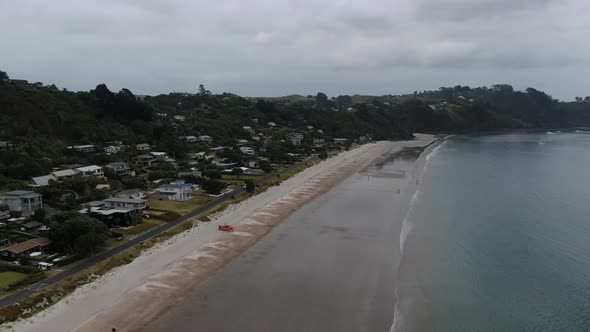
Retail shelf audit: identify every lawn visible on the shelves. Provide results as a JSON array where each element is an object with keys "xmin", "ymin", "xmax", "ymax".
[
  {"xmin": 148, "ymin": 196, "xmax": 212, "ymax": 215},
  {"xmin": 0, "ymin": 272, "xmax": 27, "ymax": 288}
]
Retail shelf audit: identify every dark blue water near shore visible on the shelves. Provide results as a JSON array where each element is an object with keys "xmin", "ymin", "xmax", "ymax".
[{"xmin": 399, "ymin": 132, "xmax": 590, "ymax": 331}]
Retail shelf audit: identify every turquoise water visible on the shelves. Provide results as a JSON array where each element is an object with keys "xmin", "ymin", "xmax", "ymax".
[{"xmin": 399, "ymin": 132, "xmax": 590, "ymax": 331}]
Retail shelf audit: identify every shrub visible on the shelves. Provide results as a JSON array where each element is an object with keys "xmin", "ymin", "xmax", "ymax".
[
  {"xmin": 158, "ymin": 211, "xmax": 181, "ymax": 222},
  {"xmin": 55, "ymin": 255, "xmax": 83, "ymax": 267}
]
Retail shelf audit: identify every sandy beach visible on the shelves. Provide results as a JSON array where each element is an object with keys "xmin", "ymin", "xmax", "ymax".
[{"xmin": 3, "ymin": 135, "xmax": 435, "ymax": 332}]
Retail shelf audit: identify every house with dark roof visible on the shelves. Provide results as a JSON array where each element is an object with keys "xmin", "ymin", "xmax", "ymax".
[
  {"xmin": 134, "ymin": 154, "xmax": 155, "ymax": 167},
  {"xmin": 20, "ymin": 221, "xmax": 44, "ymax": 234},
  {"xmin": 105, "ymin": 161, "xmax": 131, "ymax": 177},
  {"xmin": 1, "ymin": 238, "xmax": 52, "ymax": 260}
]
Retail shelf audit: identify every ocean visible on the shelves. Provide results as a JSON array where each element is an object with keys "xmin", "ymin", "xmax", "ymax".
[{"xmin": 396, "ymin": 132, "xmax": 590, "ymax": 331}]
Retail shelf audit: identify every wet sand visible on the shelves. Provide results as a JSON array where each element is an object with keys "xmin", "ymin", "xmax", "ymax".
[
  {"xmin": 4, "ymin": 136, "xmax": 434, "ymax": 332},
  {"xmin": 145, "ymin": 144, "xmax": 431, "ymax": 331}
]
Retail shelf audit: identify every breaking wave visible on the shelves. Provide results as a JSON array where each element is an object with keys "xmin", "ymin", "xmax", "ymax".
[{"xmin": 390, "ymin": 138, "xmax": 447, "ymax": 332}]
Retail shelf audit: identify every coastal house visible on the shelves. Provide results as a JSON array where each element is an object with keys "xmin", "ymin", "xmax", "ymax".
[
  {"xmin": 239, "ymin": 147, "xmax": 255, "ymax": 155},
  {"xmin": 187, "ymin": 152, "xmax": 207, "ymax": 160},
  {"xmin": 1, "ymin": 238, "xmax": 52, "ymax": 260},
  {"xmin": 183, "ymin": 136, "xmax": 199, "ymax": 143},
  {"xmin": 103, "ymin": 145, "xmax": 122, "ymax": 154},
  {"xmin": 178, "ymin": 171, "xmax": 202, "ymax": 179},
  {"xmin": 70, "ymin": 145, "xmax": 95, "ymax": 153},
  {"xmin": 81, "ymin": 207, "xmax": 135, "ymax": 227},
  {"xmin": 134, "ymin": 154, "xmax": 155, "ymax": 167},
  {"xmin": 74, "ymin": 165, "xmax": 104, "ymax": 178},
  {"xmin": 267, "ymin": 122, "xmax": 277, "ymax": 127},
  {"xmin": 30, "ymin": 175, "xmax": 57, "ymax": 188},
  {"xmin": 105, "ymin": 162, "xmax": 132, "ymax": 177},
  {"xmin": 20, "ymin": 221, "xmax": 44, "ymax": 234},
  {"xmin": 333, "ymin": 138, "xmax": 349, "ymax": 145},
  {"xmin": 150, "ymin": 151, "xmax": 168, "ymax": 160},
  {"xmin": 0, "ymin": 191, "xmax": 43, "ymax": 217},
  {"xmin": 115, "ymin": 189, "xmax": 146, "ymax": 200},
  {"xmin": 0, "ymin": 141, "xmax": 15, "ymax": 152},
  {"xmin": 51, "ymin": 169, "xmax": 77, "ymax": 180},
  {"xmin": 103, "ymin": 198, "xmax": 147, "ymax": 212},
  {"xmin": 243, "ymin": 126, "xmax": 255, "ymax": 134},
  {"xmin": 237, "ymin": 139, "xmax": 249, "ymax": 145},
  {"xmin": 136, "ymin": 143, "xmax": 151, "ymax": 151},
  {"xmin": 173, "ymin": 115, "xmax": 186, "ymax": 121},
  {"xmin": 286, "ymin": 133, "xmax": 304, "ymax": 146},
  {"xmin": 153, "ymin": 184, "xmax": 192, "ymax": 201},
  {"xmin": 199, "ymin": 135, "xmax": 213, "ymax": 143},
  {"xmin": 246, "ymin": 159, "xmax": 259, "ymax": 168},
  {"xmin": 313, "ymin": 138, "xmax": 326, "ymax": 148}
]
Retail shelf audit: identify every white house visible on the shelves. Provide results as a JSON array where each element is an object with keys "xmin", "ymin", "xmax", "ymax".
[
  {"xmin": 239, "ymin": 146, "xmax": 255, "ymax": 155},
  {"xmin": 0, "ymin": 191, "xmax": 43, "ymax": 217},
  {"xmin": 150, "ymin": 152, "xmax": 167, "ymax": 160},
  {"xmin": 104, "ymin": 145, "xmax": 122, "ymax": 154},
  {"xmin": 267, "ymin": 122, "xmax": 277, "ymax": 127},
  {"xmin": 103, "ymin": 198, "xmax": 147, "ymax": 212},
  {"xmin": 183, "ymin": 136, "xmax": 199, "ymax": 143},
  {"xmin": 154, "ymin": 184, "xmax": 192, "ymax": 201},
  {"xmin": 243, "ymin": 126, "xmax": 255, "ymax": 134},
  {"xmin": 173, "ymin": 115, "xmax": 186, "ymax": 121},
  {"xmin": 199, "ymin": 135, "xmax": 213, "ymax": 143},
  {"xmin": 286, "ymin": 133, "xmax": 304, "ymax": 145},
  {"xmin": 74, "ymin": 165, "xmax": 104, "ymax": 177}
]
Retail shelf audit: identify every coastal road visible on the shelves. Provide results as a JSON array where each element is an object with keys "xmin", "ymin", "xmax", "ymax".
[
  {"xmin": 0, "ymin": 158, "xmax": 315, "ymax": 310},
  {"xmin": 147, "ymin": 150, "xmax": 420, "ymax": 332}
]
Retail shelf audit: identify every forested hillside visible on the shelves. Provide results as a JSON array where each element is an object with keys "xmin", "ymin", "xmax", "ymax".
[{"xmin": 2, "ymin": 69, "xmax": 590, "ymax": 185}]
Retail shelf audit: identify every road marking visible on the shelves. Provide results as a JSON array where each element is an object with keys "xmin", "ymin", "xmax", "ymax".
[{"xmin": 27, "ymin": 283, "xmax": 48, "ymax": 291}]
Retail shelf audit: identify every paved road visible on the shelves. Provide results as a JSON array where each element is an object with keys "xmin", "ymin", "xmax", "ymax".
[
  {"xmin": 0, "ymin": 159, "xmax": 315, "ymax": 309},
  {"xmin": 147, "ymin": 151, "xmax": 419, "ymax": 332}
]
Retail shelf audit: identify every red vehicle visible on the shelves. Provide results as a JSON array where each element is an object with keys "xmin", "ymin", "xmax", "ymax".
[{"xmin": 218, "ymin": 224, "xmax": 234, "ymax": 232}]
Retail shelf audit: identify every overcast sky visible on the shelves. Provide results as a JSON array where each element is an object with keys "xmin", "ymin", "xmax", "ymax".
[{"xmin": 1, "ymin": 0, "xmax": 589, "ymax": 100}]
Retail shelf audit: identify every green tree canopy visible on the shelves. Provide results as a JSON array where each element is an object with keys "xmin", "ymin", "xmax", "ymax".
[{"xmin": 49, "ymin": 212, "xmax": 111, "ymax": 256}]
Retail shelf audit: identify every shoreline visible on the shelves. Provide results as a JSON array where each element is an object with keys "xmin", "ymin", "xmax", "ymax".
[
  {"xmin": 5, "ymin": 136, "xmax": 436, "ymax": 332},
  {"xmin": 391, "ymin": 137, "xmax": 449, "ymax": 332}
]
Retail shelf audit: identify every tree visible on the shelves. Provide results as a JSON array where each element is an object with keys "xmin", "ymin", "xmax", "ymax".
[
  {"xmin": 576, "ymin": 97, "xmax": 583, "ymax": 102},
  {"xmin": 49, "ymin": 212, "xmax": 111, "ymax": 256},
  {"xmin": 0, "ymin": 70, "xmax": 8, "ymax": 83},
  {"xmin": 316, "ymin": 92, "xmax": 328, "ymax": 105},
  {"xmin": 198, "ymin": 84, "xmax": 211, "ymax": 95},
  {"xmin": 33, "ymin": 208, "xmax": 46, "ymax": 223},
  {"xmin": 201, "ymin": 179, "xmax": 227, "ymax": 195},
  {"xmin": 585, "ymin": 96, "xmax": 590, "ymax": 102},
  {"xmin": 244, "ymin": 179, "xmax": 256, "ymax": 193}
]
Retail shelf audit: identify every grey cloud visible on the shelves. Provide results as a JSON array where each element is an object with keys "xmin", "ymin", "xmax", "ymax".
[
  {"xmin": 0, "ymin": 0, "xmax": 589, "ymax": 100},
  {"xmin": 415, "ymin": 0, "xmax": 558, "ymax": 21}
]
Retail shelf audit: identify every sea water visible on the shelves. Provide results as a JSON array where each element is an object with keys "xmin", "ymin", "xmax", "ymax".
[{"xmin": 396, "ymin": 132, "xmax": 590, "ymax": 331}]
